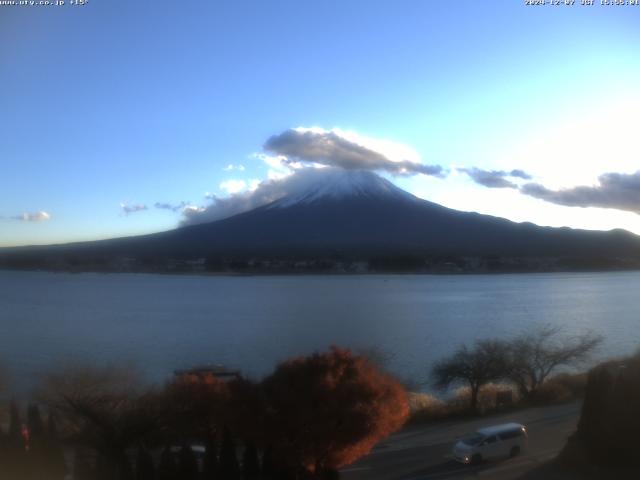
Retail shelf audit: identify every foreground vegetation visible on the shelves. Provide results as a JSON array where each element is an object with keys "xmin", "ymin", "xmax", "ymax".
[
  {"xmin": 501, "ymin": 351, "xmax": 640, "ymax": 480},
  {"xmin": 408, "ymin": 373, "xmax": 588, "ymax": 424},
  {"xmin": 0, "ymin": 326, "xmax": 603, "ymax": 479},
  {"xmin": 0, "ymin": 348, "xmax": 408, "ymax": 480},
  {"xmin": 423, "ymin": 326, "xmax": 601, "ymax": 416},
  {"xmin": 557, "ymin": 351, "xmax": 640, "ymax": 474}
]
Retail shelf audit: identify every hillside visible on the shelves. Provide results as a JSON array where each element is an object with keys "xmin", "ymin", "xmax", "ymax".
[{"xmin": 2, "ymin": 170, "xmax": 640, "ymax": 273}]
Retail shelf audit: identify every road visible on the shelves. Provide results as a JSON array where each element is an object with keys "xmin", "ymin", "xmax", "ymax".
[{"xmin": 341, "ymin": 401, "xmax": 581, "ymax": 480}]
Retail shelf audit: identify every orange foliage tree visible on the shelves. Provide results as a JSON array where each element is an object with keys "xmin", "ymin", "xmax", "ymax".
[{"xmin": 260, "ymin": 346, "xmax": 409, "ymax": 476}]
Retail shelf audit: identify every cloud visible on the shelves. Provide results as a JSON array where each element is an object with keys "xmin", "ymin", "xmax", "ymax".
[
  {"xmin": 154, "ymin": 201, "xmax": 188, "ymax": 212},
  {"xmin": 182, "ymin": 205, "xmax": 206, "ymax": 219},
  {"xmin": 252, "ymin": 153, "xmax": 306, "ymax": 181},
  {"xmin": 218, "ymin": 178, "xmax": 263, "ymax": 195},
  {"xmin": 520, "ymin": 171, "xmax": 640, "ymax": 214},
  {"xmin": 223, "ymin": 164, "xmax": 246, "ymax": 172},
  {"xmin": 180, "ymin": 127, "xmax": 543, "ymax": 227},
  {"xmin": 155, "ymin": 202, "xmax": 205, "ymax": 216},
  {"xmin": 264, "ymin": 128, "xmax": 444, "ymax": 177},
  {"xmin": 509, "ymin": 169, "xmax": 532, "ymax": 180},
  {"xmin": 120, "ymin": 203, "xmax": 148, "ymax": 215},
  {"xmin": 219, "ymin": 179, "xmax": 248, "ymax": 195},
  {"xmin": 459, "ymin": 167, "xmax": 532, "ymax": 189},
  {"xmin": 182, "ymin": 167, "xmax": 374, "ymax": 226},
  {"xmin": 10, "ymin": 211, "xmax": 51, "ymax": 222}
]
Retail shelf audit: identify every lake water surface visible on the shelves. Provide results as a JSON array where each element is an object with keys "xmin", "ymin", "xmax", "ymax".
[{"xmin": 1, "ymin": 270, "xmax": 639, "ymax": 393}]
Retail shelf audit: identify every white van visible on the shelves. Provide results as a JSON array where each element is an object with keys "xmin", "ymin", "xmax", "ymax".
[{"xmin": 452, "ymin": 422, "xmax": 527, "ymax": 465}]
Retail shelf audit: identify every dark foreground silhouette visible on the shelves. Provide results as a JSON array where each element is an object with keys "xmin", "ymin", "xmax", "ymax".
[{"xmin": 0, "ymin": 347, "xmax": 409, "ymax": 480}]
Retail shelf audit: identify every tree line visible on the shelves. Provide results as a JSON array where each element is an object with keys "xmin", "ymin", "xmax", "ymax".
[
  {"xmin": 0, "ymin": 326, "xmax": 602, "ymax": 479},
  {"xmin": 431, "ymin": 325, "xmax": 602, "ymax": 412},
  {"xmin": 0, "ymin": 347, "xmax": 409, "ymax": 480}
]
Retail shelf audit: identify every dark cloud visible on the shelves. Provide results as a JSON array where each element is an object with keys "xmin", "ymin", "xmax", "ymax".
[
  {"xmin": 520, "ymin": 171, "xmax": 640, "ymax": 214},
  {"xmin": 120, "ymin": 203, "xmax": 148, "ymax": 215},
  {"xmin": 264, "ymin": 129, "xmax": 444, "ymax": 177},
  {"xmin": 9, "ymin": 211, "xmax": 51, "ymax": 222},
  {"xmin": 509, "ymin": 169, "xmax": 532, "ymax": 180},
  {"xmin": 182, "ymin": 205, "xmax": 205, "ymax": 217},
  {"xmin": 459, "ymin": 167, "xmax": 531, "ymax": 189}
]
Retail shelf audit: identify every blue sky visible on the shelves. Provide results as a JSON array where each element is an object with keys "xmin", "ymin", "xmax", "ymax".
[{"xmin": 2, "ymin": 1, "xmax": 640, "ymax": 246}]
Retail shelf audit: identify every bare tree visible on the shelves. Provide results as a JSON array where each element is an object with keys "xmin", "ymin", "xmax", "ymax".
[
  {"xmin": 431, "ymin": 340, "xmax": 509, "ymax": 412},
  {"xmin": 506, "ymin": 325, "xmax": 602, "ymax": 399},
  {"xmin": 38, "ymin": 363, "xmax": 159, "ymax": 480}
]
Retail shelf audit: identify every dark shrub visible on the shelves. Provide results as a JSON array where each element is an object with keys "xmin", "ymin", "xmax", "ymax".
[
  {"xmin": 157, "ymin": 446, "xmax": 178, "ymax": 480},
  {"xmin": 567, "ymin": 355, "xmax": 640, "ymax": 467},
  {"xmin": 202, "ymin": 438, "xmax": 218, "ymax": 479},
  {"xmin": 135, "ymin": 447, "xmax": 155, "ymax": 480},
  {"xmin": 219, "ymin": 426, "xmax": 240, "ymax": 480},
  {"xmin": 178, "ymin": 445, "xmax": 198, "ymax": 480},
  {"xmin": 241, "ymin": 442, "xmax": 260, "ymax": 479}
]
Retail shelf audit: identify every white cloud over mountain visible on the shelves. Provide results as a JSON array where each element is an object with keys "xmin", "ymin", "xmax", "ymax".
[
  {"xmin": 180, "ymin": 127, "xmax": 448, "ymax": 225},
  {"xmin": 126, "ymin": 124, "xmax": 640, "ymax": 229}
]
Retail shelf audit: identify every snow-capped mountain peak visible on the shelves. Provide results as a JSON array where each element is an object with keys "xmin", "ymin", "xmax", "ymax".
[{"xmin": 269, "ymin": 168, "xmax": 417, "ymax": 208}]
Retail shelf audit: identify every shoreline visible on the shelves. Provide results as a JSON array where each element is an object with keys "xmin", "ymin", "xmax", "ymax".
[{"xmin": 3, "ymin": 266, "xmax": 640, "ymax": 277}]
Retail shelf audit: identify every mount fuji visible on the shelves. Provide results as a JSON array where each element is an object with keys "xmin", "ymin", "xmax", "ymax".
[{"xmin": 3, "ymin": 169, "xmax": 640, "ymax": 272}]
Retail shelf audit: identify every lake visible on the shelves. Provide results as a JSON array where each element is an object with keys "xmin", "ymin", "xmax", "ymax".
[{"xmin": 0, "ymin": 270, "xmax": 638, "ymax": 394}]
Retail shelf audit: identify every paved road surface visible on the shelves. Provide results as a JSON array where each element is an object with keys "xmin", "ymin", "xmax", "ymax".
[{"xmin": 341, "ymin": 402, "xmax": 581, "ymax": 480}]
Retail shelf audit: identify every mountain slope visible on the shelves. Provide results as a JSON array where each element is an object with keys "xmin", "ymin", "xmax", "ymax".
[{"xmin": 2, "ymin": 169, "xmax": 640, "ymax": 270}]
